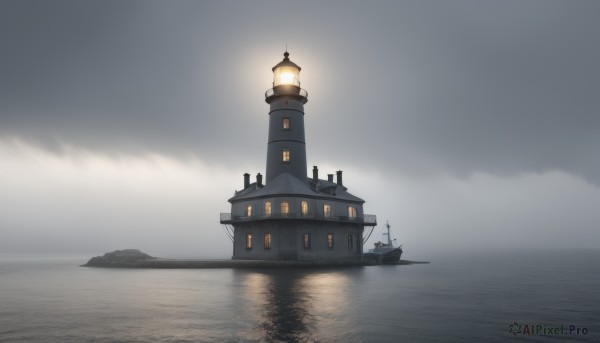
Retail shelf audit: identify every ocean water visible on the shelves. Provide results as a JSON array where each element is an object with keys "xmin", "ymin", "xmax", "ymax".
[{"xmin": 0, "ymin": 250, "xmax": 598, "ymax": 342}]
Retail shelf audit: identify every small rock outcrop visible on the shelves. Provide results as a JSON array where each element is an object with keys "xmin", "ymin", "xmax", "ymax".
[{"xmin": 83, "ymin": 249, "xmax": 156, "ymax": 267}]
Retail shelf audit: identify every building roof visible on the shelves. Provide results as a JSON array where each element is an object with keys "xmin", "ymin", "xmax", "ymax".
[{"xmin": 229, "ymin": 172, "xmax": 365, "ymax": 204}]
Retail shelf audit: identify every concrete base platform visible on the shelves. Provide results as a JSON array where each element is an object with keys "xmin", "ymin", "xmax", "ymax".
[
  {"xmin": 83, "ymin": 258, "xmax": 377, "ymax": 269},
  {"xmin": 81, "ymin": 249, "xmax": 429, "ymax": 269}
]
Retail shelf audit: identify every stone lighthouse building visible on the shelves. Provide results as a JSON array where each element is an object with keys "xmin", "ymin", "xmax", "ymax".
[{"xmin": 220, "ymin": 52, "xmax": 376, "ymax": 261}]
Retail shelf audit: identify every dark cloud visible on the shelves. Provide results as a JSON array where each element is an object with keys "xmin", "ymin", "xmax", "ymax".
[{"xmin": 1, "ymin": 1, "xmax": 599, "ymax": 182}]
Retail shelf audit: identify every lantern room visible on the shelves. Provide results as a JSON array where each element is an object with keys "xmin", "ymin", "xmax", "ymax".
[
  {"xmin": 272, "ymin": 51, "xmax": 301, "ymax": 87},
  {"xmin": 266, "ymin": 51, "xmax": 308, "ymax": 105}
]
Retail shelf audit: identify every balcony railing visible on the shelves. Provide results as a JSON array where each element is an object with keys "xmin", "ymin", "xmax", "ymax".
[
  {"xmin": 220, "ymin": 212, "xmax": 377, "ymax": 225},
  {"xmin": 265, "ymin": 87, "xmax": 308, "ymax": 100}
]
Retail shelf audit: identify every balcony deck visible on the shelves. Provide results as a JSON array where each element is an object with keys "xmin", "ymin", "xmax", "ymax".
[
  {"xmin": 265, "ymin": 86, "xmax": 308, "ymax": 104},
  {"xmin": 220, "ymin": 212, "xmax": 376, "ymax": 226}
]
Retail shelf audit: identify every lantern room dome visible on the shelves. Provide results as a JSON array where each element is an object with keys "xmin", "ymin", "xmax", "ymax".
[{"xmin": 271, "ymin": 51, "xmax": 301, "ymax": 72}]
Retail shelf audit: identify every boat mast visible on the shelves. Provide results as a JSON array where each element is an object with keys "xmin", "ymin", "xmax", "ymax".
[{"xmin": 386, "ymin": 221, "xmax": 391, "ymax": 246}]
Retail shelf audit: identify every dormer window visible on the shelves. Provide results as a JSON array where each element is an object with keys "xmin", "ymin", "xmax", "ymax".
[
  {"xmin": 282, "ymin": 149, "xmax": 290, "ymax": 162},
  {"xmin": 282, "ymin": 118, "xmax": 290, "ymax": 129}
]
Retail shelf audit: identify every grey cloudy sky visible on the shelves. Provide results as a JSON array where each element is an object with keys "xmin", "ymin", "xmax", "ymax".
[{"xmin": 1, "ymin": 1, "xmax": 599, "ymax": 258}]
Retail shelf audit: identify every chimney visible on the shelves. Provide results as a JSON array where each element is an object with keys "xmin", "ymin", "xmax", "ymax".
[
  {"xmin": 243, "ymin": 173, "xmax": 250, "ymax": 188},
  {"xmin": 256, "ymin": 173, "xmax": 263, "ymax": 187},
  {"xmin": 327, "ymin": 174, "xmax": 334, "ymax": 182},
  {"xmin": 336, "ymin": 170, "xmax": 343, "ymax": 186},
  {"xmin": 312, "ymin": 166, "xmax": 318, "ymax": 182}
]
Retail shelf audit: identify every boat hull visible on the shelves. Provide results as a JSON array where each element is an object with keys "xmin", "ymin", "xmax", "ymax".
[{"xmin": 364, "ymin": 247, "xmax": 403, "ymax": 264}]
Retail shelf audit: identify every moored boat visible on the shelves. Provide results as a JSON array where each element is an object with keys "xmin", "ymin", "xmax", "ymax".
[{"xmin": 364, "ymin": 221, "xmax": 403, "ymax": 264}]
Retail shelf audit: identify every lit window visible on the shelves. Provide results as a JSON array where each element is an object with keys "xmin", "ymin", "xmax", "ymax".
[
  {"xmin": 282, "ymin": 149, "xmax": 290, "ymax": 162},
  {"xmin": 327, "ymin": 233, "xmax": 334, "ymax": 249},
  {"xmin": 265, "ymin": 201, "xmax": 271, "ymax": 216},
  {"xmin": 246, "ymin": 205, "xmax": 252, "ymax": 217},
  {"xmin": 348, "ymin": 234, "xmax": 353, "ymax": 250},
  {"xmin": 323, "ymin": 204, "xmax": 331, "ymax": 218},
  {"xmin": 246, "ymin": 233, "xmax": 253, "ymax": 249},
  {"xmin": 264, "ymin": 233, "xmax": 271, "ymax": 249},
  {"xmin": 304, "ymin": 233, "xmax": 311, "ymax": 249},
  {"xmin": 281, "ymin": 201, "xmax": 289, "ymax": 215},
  {"xmin": 282, "ymin": 118, "xmax": 290, "ymax": 129},
  {"xmin": 348, "ymin": 206, "xmax": 357, "ymax": 219},
  {"xmin": 301, "ymin": 201, "xmax": 308, "ymax": 215}
]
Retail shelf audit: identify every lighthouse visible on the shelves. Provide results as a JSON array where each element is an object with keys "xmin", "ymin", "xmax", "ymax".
[{"xmin": 220, "ymin": 52, "xmax": 376, "ymax": 261}]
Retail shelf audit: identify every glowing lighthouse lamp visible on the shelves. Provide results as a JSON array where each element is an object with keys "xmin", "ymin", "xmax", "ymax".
[
  {"xmin": 273, "ymin": 54, "xmax": 300, "ymax": 87},
  {"xmin": 265, "ymin": 51, "xmax": 308, "ymax": 103}
]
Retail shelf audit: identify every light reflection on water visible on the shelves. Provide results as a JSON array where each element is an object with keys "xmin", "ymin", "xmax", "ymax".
[{"xmin": 237, "ymin": 269, "xmax": 354, "ymax": 342}]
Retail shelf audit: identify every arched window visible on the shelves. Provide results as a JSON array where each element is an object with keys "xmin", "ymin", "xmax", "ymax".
[
  {"xmin": 282, "ymin": 117, "xmax": 290, "ymax": 129},
  {"xmin": 323, "ymin": 204, "xmax": 331, "ymax": 218},
  {"xmin": 246, "ymin": 205, "xmax": 252, "ymax": 217},
  {"xmin": 280, "ymin": 201, "xmax": 289, "ymax": 216},
  {"xmin": 265, "ymin": 201, "xmax": 271, "ymax": 216},
  {"xmin": 348, "ymin": 206, "xmax": 357, "ymax": 219},
  {"xmin": 348, "ymin": 234, "xmax": 353, "ymax": 250},
  {"xmin": 301, "ymin": 201, "xmax": 308, "ymax": 215},
  {"xmin": 327, "ymin": 233, "xmax": 334, "ymax": 249},
  {"xmin": 246, "ymin": 233, "xmax": 253, "ymax": 249},
  {"xmin": 304, "ymin": 233, "xmax": 311, "ymax": 249},
  {"xmin": 264, "ymin": 233, "xmax": 271, "ymax": 249}
]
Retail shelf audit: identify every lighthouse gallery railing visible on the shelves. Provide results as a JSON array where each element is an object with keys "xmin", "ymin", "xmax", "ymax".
[
  {"xmin": 220, "ymin": 212, "xmax": 376, "ymax": 225},
  {"xmin": 265, "ymin": 88, "xmax": 308, "ymax": 99}
]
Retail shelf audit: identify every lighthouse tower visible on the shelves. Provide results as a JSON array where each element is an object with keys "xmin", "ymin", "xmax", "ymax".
[
  {"xmin": 265, "ymin": 51, "xmax": 308, "ymax": 184},
  {"xmin": 220, "ymin": 52, "xmax": 376, "ymax": 262}
]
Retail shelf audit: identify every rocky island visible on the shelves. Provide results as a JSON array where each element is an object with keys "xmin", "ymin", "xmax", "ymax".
[{"xmin": 83, "ymin": 249, "xmax": 157, "ymax": 267}]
